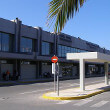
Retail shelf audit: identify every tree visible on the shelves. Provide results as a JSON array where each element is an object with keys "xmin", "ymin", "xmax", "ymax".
[{"xmin": 47, "ymin": 0, "xmax": 86, "ymax": 33}]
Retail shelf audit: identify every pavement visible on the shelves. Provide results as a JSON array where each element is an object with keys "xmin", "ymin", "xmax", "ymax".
[
  {"xmin": 0, "ymin": 77, "xmax": 110, "ymax": 110},
  {"xmin": 43, "ymin": 82, "xmax": 110, "ymax": 100},
  {"xmin": 0, "ymin": 76, "xmax": 79, "ymax": 86},
  {"xmin": 0, "ymin": 74, "xmax": 104, "ymax": 86}
]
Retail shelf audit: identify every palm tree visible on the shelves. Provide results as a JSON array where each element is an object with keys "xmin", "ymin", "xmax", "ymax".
[{"xmin": 47, "ymin": 0, "xmax": 86, "ymax": 33}]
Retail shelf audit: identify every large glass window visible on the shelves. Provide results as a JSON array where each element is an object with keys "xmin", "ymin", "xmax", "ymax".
[
  {"xmin": 58, "ymin": 45, "xmax": 89, "ymax": 57},
  {"xmin": 42, "ymin": 42, "xmax": 52, "ymax": 55},
  {"xmin": 58, "ymin": 45, "xmax": 61, "ymax": 57},
  {"xmin": 0, "ymin": 32, "xmax": 13, "ymax": 52},
  {"xmin": 2, "ymin": 33, "xmax": 9, "ymax": 51},
  {"xmin": 20, "ymin": 37, "xmax": 33, "ymax": 53}
]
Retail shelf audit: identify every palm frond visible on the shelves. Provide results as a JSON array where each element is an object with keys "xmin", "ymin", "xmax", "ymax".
[{"xmin": 47, "ymin": 0, "xmax": 86, "ymax": 33}]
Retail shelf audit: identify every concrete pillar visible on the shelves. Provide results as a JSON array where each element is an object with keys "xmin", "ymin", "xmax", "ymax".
[
  {"xmin": 18, "ymin": 60, "xmax": 21, "ymax": 79},
  {"xmin": 104, "ymin": 62, "xmax": 109, "ymax": 85},
  {"xmin": 0, "ymin": 60, "xmax": 1, "ymax": 80},
  {"xmin": 36, "ymin": 61, "xmax": 40, "ymax": 78},
  {"xmin": 54, "ymin": 34, "xmax": 57, "ymax": 55},
  {"xmin": 14, "ymin": 18, "xmax": 22, "ymax": 52},
  {"xmin": 13, "ymin": 60, "xmax": 17, "ymax": 72},
  {"xmin": 37, "ymin": 27, "xmax": 42, "ymax": 56},
  {"xmin": 80, "ymin": 59, "xmax": 85, "ymax": 91}
]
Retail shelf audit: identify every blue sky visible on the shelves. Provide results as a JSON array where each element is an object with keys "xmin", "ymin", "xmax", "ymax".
[{"xmin": 0, "ymin": 0, "xmax": 110, "ymax": 50}]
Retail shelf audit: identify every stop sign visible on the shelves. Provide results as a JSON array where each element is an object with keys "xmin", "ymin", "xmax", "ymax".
[{"xmin": 51, "ymin": 56, "xmax": 58, "ymax": 63}]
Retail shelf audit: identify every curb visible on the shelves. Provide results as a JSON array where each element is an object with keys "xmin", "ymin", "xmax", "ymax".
[
  {"xmin": 0, "ymin": 82, "xmax": 15, "ymax": 86},
  {"xmin": 0, "ymin": 79, "xmax": 53, "ymax": 86},
  {"xmin": 0, "ymin": 77, "xmax": 77, "ymax": 86},
  {"xmin": 18, "ymin": 79, "xmax": 54, "ymax": 84},
  {"xmin": 42, "ymin": 88, "xmax": 110, "ymax": 100}
]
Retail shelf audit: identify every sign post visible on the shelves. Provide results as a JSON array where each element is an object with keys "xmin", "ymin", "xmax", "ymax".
[
  {"xmin": 51, "ymin": 55, "xmax": 58, "ymax": 94},
  {"xmin": 56, "ymin": 62, "xmax": 59, "ymax": 96},
  {"xmin": 52, "ymin": 63, "xmax": 56, "ymax": 92}
]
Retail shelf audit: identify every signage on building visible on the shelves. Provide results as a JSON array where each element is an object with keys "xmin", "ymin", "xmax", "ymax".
[
  {"xmin": 86, "ymin": 42, "xmax": 99, "ymax": 48},
  {"xmin": 60, "ymin": 34, "xmax": 72, "ymax": 42}
]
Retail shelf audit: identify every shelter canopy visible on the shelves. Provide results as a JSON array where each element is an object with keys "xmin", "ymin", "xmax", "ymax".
[
  {"xmin": 67, "ymin": 52, "xmax": 110, "ymax": 91},
  {"xmin": 67, "ymin": 52, "xmax": 110, "ymax": 63}
]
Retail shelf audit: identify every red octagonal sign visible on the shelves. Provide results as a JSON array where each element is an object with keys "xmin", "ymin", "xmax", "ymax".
[{"xmin": 51, "ymin": 56, "xmax": 58, "ymax": 63}]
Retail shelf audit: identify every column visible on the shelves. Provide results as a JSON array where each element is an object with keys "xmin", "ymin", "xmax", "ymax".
[
  {"xmin": 80, "ymin": 59, "xmax": 85, "ymax": 91},
  {"xmin": 13, "ymin": 59, "xmax": 17, "ymax": 72},
  {"xmin": 0, "ymin": 60, "xmax": 1, "ymax": 80},
  {"xmin": 18, "ymin": 60, "xmax": 21, "ymax": 79},
  {"xmin": 36, "ymin": 61, "xmax": 40, "ymax": 78},
  {"xmin": 104, "ymin": 62, "xmax": 109, "ymax": 85},
  {"xmin": 14, "ymin": 18, "xmax": 22, "ymax": 52},
  {"xmin": 37, "ymin": 27, "xmax": 42, "ymax": 56}
]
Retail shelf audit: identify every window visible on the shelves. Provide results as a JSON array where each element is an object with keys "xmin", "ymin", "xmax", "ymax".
[
  {"xmin": 2, "ymin": 33, "xmax": 9, "ymax": 51},
  {"xmin": 20, "ymin": 37, "xmax": 33, "ymax": 53},
  {"xmin": 58, "ymin": 45, "xmax": 62, "ymax": 57},
  {"xmin": 42, "ymin": 42, "xmax": 53, "ymax": 55},
  {"xmin": 58, "ymin": 45, "xmax": 89, "ymax": 57},
  {"xmin": 0, "ymin": 32, "xmax": 13, "ymax": 52}
]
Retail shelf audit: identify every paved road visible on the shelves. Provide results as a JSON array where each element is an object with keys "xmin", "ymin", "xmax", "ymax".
[{"xmin": 0, "ymin": 76, "xmax": 110, "ymax": 110}]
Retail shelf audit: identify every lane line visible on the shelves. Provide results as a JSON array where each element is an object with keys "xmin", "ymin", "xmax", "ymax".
[
  {"xmin": 91, "ymin": 101, "xmax": 109, "ymax": 107},
  {"xmin": 74, "ymin": 99, "xmax": 93, "ymax": 106},
  {"xmin": 56, "ymin": 100, "xmax": 71, "ymax": 104}
]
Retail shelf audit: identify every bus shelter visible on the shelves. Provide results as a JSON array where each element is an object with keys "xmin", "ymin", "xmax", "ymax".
[{"xmin": 67, "ymin": 52, "xmax": 110, "ymax": 91}]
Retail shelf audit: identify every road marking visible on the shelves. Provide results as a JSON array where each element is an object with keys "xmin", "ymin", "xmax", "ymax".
[
  {"xmin": 74, "ymin": 99, "xmax": 93, "ymax": 106},
  {"xmin": 57, "ymin": 100, "xmax": 71, "ymax": 104},
  {"xmin": 91, "ymin": 101, "xmax": 109, "ymax": 107}
]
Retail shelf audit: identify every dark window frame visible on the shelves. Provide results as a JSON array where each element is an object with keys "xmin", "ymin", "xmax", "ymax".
[
  {"xmin": 0, "ymin": 32, "xmax": 14, "ymax": 52},
  {"xmin": 20, "ymin": 37, "xmax": 33, "ymax": 53},
  {"xmin": 58, "ymin": 44, "xmax": 89, "ymax": 58},
  {"xmin": 41, "ymin": 41, "xmax": 54, "ymax": 56}
]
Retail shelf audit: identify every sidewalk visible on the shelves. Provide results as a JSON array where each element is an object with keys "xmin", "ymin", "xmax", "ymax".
[
  {"xmin": 42, "ymin": 82, "xmax": 110, "ymax": 100},
  {"xmin": 0, "ymin": 76, "xmax": 78, "ymax": 86},
  {"xmin": 0, "ymin": 75, "xmax": 103, "ymax": 86},
  {"xmin": 0, "ymin": 78, "xmax": 53, "ymax": 86}
]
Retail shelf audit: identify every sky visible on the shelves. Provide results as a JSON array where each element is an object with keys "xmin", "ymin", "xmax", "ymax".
[{"xmin": 0, "ymin": 0, "xmax": 110, "ymax": 50}]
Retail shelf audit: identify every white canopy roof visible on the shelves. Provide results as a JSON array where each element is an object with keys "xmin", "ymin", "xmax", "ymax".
[{"xmin": 66, "ymin": 52, "xmax": 110, "ymax": 63}]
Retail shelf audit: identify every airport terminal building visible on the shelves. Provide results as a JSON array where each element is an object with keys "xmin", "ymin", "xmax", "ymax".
[{"xmin": 0, "ymin": 17, "xmax": 110, "ymax": 80}]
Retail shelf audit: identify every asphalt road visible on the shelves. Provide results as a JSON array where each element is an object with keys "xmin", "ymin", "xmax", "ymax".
[{"xmin": 0, "ymin": 76, "xmax": 110, "ymax": 110}]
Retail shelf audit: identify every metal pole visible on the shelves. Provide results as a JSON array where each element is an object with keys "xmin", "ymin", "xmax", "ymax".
[
  {"xmin": 57, "ymin": 63, "xmax": 59, "ymax": 96},
  {"xmin": 54, "ymin": 63, "xmax": 56, "ymax": 92}
]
